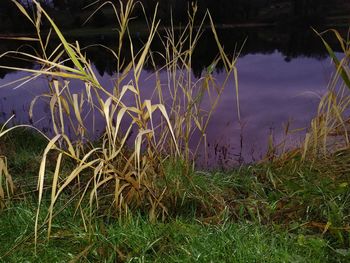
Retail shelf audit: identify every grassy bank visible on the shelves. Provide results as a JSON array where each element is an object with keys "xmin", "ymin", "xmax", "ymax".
[{"xmin": 1, "ymin": 128, "xmax": 349, "ymax": 262}]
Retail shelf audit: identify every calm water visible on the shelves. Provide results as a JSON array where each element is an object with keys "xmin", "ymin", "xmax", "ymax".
[{"xmin": 0, "ymin": 27, "xmax": 337, "ymax": 167}]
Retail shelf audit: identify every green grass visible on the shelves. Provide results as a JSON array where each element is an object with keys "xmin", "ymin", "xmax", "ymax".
[{"xmin": 0, "ymin": 201, "xmax": 337, "ymax": 263}]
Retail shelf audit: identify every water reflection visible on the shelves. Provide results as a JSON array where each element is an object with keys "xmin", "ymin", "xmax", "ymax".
[
  {"xmin": 0, "ymin": 51, "xmax": 333, "ymax": 167},
  {"xmin": 0, "ymin": 26, "xmax": 341, "ymax": 80}
]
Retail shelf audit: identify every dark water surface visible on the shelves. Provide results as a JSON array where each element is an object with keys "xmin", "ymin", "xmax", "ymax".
[{"xmin": 0, "ymin": 27, "xmax": 337, "ymax": 167}]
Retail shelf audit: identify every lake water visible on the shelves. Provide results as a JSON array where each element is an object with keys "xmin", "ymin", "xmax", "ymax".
[{"xmin": 0, "ymin": 26, "xmax": 337, "ymax": 167}]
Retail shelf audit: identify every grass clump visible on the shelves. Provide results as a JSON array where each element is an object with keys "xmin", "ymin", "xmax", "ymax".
[{"xmin": 0, "ymin": 0, "xmax": 240, "ymax": 245}]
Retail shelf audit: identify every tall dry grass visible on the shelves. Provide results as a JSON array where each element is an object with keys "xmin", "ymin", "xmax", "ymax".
[
  {"xmin": 0, "ymin": 0, "xmax": 240, "ymax": 245},
  {"xmin": 302, "ymin": 29, "xmax": 350, "ymax": 159}
]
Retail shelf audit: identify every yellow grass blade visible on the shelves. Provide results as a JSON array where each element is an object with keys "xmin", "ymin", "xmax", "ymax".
[
  {"xmin": 11, "ymin": 0, "xmax": 35, "ymax": 25},
  {"xmin": 73, "ymin": 94, "xmax": 85, "ymax": 128},
  {"xmin": 47, "ymin": 152, "xmax": 63, "ymax": 238},
  {"xmin": 0, "ymin": 65, "xmax": 86, "ymax": 80},
  {"xmin": 0, "ymin": 36, "xmax": 38, "ymax": 41},
  {"xmin": 157, "ymin": 104, "xmax": 180, "ymax": 155},
  {"xmin": 32, "ymin": 0, "xmax": 85, "ymax": 72},
  {"xmin": 135, "ymin": 129, "xmax": 153, "ymax": 176},
  {"xmin": 35, "ymin": 134, "xmax": 61, "ymax": 249},
  {"xmin": 0, "ymin": 157, "xmax": 14, "ymax": 209}
]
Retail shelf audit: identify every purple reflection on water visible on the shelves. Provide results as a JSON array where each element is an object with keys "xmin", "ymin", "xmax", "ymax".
[
  {"xmin": 0, "ymin": 51, "xmax": 333, "ymax": 167},
  {"xmin": 204, "ymin": 52, "xmax": 332, "ymax": 166}
]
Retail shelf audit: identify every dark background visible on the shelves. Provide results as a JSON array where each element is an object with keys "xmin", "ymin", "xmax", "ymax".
[
  {"xmin": 1, "ymin": 0, "xmax": 350, "ymax": 31},
  {"xmin": 0, "ymin": 0, "xmax": 349, "ymax": 78}
]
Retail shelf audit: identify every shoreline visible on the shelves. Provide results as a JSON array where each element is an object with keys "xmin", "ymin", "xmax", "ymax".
[{"xmin": 0, "ymin": 20, "xmax": 349, "ymax": 39}]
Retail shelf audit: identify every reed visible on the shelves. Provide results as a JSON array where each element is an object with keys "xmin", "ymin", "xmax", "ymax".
[
  {"xmin": 0, "ymin": 0, "xmax": 239, "ymax": 246},
  {"xmin": 302, "ymin": 28, "xmax": 350, "ymax": 160}
]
